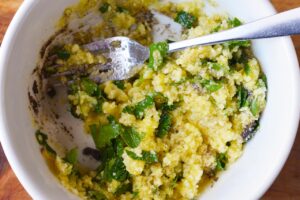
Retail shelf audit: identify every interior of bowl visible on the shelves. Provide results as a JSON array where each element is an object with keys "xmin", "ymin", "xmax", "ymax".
[{"xmin": 0, "ymin": 0, "xmax": 299, "ymax": 200}]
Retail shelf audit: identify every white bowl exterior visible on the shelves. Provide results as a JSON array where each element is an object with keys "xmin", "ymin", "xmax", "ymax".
[{"xmin": 0, "ymin": 0, "xmax": 299, "ymax": 200}]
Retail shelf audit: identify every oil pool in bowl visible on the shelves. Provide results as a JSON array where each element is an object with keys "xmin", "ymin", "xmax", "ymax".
[{"xmin": 29, "ymin": 0, "xmax": 267, "ymax": 199}]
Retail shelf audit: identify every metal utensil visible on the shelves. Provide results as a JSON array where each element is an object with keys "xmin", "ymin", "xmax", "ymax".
[{"xmin": 50, "ymin": 7, "xmax": 300, "ymax": 83}]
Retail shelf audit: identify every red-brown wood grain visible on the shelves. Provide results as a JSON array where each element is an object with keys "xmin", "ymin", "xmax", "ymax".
[{"xmin": 0, "ymin": 0, "xmax": 299, "ymax": 199}]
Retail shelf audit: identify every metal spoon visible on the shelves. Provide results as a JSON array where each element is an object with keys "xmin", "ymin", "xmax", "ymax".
[{"xmin": 51, "ymin": 7, "xmax": 300, "ymax": 83}]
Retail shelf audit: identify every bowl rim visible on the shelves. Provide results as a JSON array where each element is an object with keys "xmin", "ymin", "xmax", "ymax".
[{"xmin": 0, "ymin": 0, "xmax": 299, "ymax": 199}]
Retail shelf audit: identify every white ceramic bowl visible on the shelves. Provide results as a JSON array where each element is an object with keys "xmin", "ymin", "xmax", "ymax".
[{"xmin": 0, "ymin": 0, "xmax": 299, "ymax": 199}]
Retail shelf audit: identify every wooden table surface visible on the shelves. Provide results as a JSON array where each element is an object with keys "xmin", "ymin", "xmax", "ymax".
[{"xmin": 0, "ymin": 0, "xmax": 299, "ymax": 199}]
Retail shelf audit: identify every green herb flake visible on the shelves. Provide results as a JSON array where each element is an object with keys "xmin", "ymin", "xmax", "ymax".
[
  {"xmin": 36, "ymin": 130, "xmax": 48, "ymax": 145},
  {"xmin": 107, "ymin": 115, "xmax": 116, "ymax": 124},
  {"xmin": 170, "ymin": 79, "xmax": 187, "ymax": 86},
  {"xmin": 126, "ymin": 150, "xmax": 158, "ymax": 164},
  {"xmin": 142, "ymin": 151, "xmax": 158, "ymax": 164},
  {"xmin": 115, "ymin": 183, "xmax": 132, "ymax": 195},
  {"xmin": 103, "ymin": 157, "xmax": 128, "ymax": 182},
  {"xmin": 99, "ymin": 124, "xmax": 121, "ymax": 143},
  {"xmin": 113, "ymin": 80, "xmax": 125, "ymax": 90},
  {"xmin": 101, "ymin": 145, "xmax": 115, "ymax": 163},
  {"xmin": 117, "ymin": 6, "xmax": 126, "ymax": 13},
  {"xmin": 212, "ymin": 25, "xmax": 221, "ymax": 33},
  {"xmin": 94, "ymin": 100, "xmax": 103, "ymax": 114},
  {"xmin": 132, "ymin": 191, "xmax": 139, "ymax": 198},
  {"xmin": 126, "ymin": 150, "xmax": 142, "ymax": 160},
  {"xmin": 201, "ymin": 80, "xmax": 222, "ymax": 93},
  {"xmin": 121, "ymin": 127, "xmax": 141, "ymax": 148},
  {"xmin": 123, "ymin": 106, "xmax": 134, "ymax": 115},
  {"xmin": 134, "ymin": 96, "xmax": 154, "ymax": 118},
  {"xmin": 57, "ymin": 49, "xmax": 71, "ymax": 60},
  {"xmin": 227, "ymin": 40, "xmax": 251, "ymax": 49},
  {"xmin": 250, "ymin": 99, "xmax": 260, "ymax": 116},
  {"xmin": 90, "ymin": 119, "xmax": 122, "ymax": 149},
  {"xmin": 123, "ymin": 95, "xmax": 154, "ymax": 119},
  {"xmin": 237, "ymin": 85, "xmax": 249, "ymax": 109},
  {"xmin": 35, "ymin": 130, "xmax": 56, "ymax": 155},
  {"xmin": 216, "ymin": 153, "xmax": 227, "ymax": 171},
  {"xmin": 244, "ymin": 63, "xmax": 251, "ymax": 75},
  {"xmin": 156, "ymin": 111, "xmax": 172, "ymax": 138},
  {"xmin": 229, "ymin": 17, "xmax": 242, "ymax": 27},
  {"xmin": 65, "ymin": 148, "xmax": 78, "ymax": 164},
  {"xmin": 90, "ymin": 125, "xmax": 100, "ymax": 146},
  {"xmin": 261, "ymin": 73, "xmax": 268, "ymax": 88},
  {"xmin": 175, "ymin": 11, "xmax": 196, "ymax": 29},
  {"xmin": 161, "ymin": 103, "xmax": 178, "ymax": 112},
  {"xmin": 113, "ymin": 138, "xmax": 124, "ymax": 157},
  {"xmin": 81, "ymin": 78, "xmax": 99, "ymax": 96},
  {"xmin": 148, "ymin": 42, "xmax": 169, "ymax": 70},
  {"xmin": 99, "ymin": 3, "xmax": 110, "ymax": 13},
  {"xmin": 151, "ymin": 92, "xmax": 168, "ymax": 108},
  {"xmin": 209, "ymin": 62, "xmax": 223, "ymax": 71},
  {"xmin": 171, "ymin": 173, "xmax": 183, "ymax": 188}
]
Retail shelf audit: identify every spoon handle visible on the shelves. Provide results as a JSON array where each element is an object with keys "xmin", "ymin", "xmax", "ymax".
[{"xmin": 169, "ymin": 7, "xmax": 300, "ymax": 52}]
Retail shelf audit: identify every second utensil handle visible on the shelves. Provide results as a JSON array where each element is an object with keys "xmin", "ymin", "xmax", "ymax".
[{"xmin": 169, "ymin": 7, "xmax": 300, "ymax": 52}]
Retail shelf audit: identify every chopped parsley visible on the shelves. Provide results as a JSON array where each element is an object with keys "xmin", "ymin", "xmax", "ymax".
[
  {"xmin": 89, "ymin": 118, "xmax": 122, "ymax": 149},
  {"xmin": 209, "ymin": 62, "xmax": 223, "ymax": 71},
  {"xmin": 126, "ymin": 150, "xmax": 141, "ymax": 160},
  {"xmin": 171, "ymin": 173, "xmax": 183, "ymax": 188},
  {"xmin": 81, "ymin": 78, "xmax": 100, "ymax": 96},
  {"xmin": 152, "ymin": 92, "xmax": 168, "ymax": 109},
  {"xmin": 121, "ymin": 127, "xmax": 142, "ymax": 148},
  {"xmin": 35, "ymin": 130, "xmax": 56, "ymax": 155},
  {"xmin": 142, "ymin": 151, "xmax": 159, "ymax": 164},
  {"xmin": 175, "ymin": 11, "xmax": 196, "ymax": 29},
  {"xmin": 250, "ymin": 98, "xmax": 260, "ymax": 116},
  {"xmin": 244, "ymin": 63, "xmax": 251, "ymax": 75},
  {"xmin": 90, "ymin": 115, "xmax": 142, "ymax": 151},
  {"xmin": 101, "ymin": 146, "xmax": 115, "ymax": 163},
  {"xmin": 113, "ymin": 80, "xmax": 125, "ymax": 90},
  {"xmin": 227, "ymin": 40, "xmax": 251, "ymax": 49},
  {"xmin": 65, "ymin": 148, "xmax": 78, "ymax": 164},
  {"xmin": 216, "ymin": 153, "xmax": 227, "ymax": 171},
  {"xmin": 237, "ymin": 85, "xmax": 249, "ymax": 109},
  {"xmin": 155, "ymin": 99, "xmax": 177, "ymax": 138},
  {"xmin": 261, "ymin": 73, "xmax": 268, "ymax": 88},
  {"xmin": 117, "ymin": 6, "xmax": 127, "ymax": 13},
  {"xmin": 113, "ymin": 138, "xmax": 124, "ymax": 157},
  {"xmin": 94, "ymin": 101, "xmax": 104, "ymax": 113},
  {"xmin": 228, "ymin": 17, "xmax": 242, "ymax": 28},
  {"xmin": 236, "ymin": 86, "xmax": 261, "ymax": 116},
  {"xmin": 148, "ymin": 42, "xmax": 169, "ymax": 70},
  {"xmin": 156, "ymin": 111, "xmax": 172, "ymax": 138},
  {"xmin": 99, "ymin": 3, "xmax": 110, "ymax": 13},
  {"xmin": 201, "ymin": 79, "xmax": 223, "ymax": 93},
  {"xmin": 212, "ymin": 25, "xmax": 221, "ymax": 33},
  {"xmin": 56, "ymin": 49, "xmax": 71, "ymax": 60},
  {"xmin": 126, "ymin": 150, "xmax": 158, "ymax": 164},
  {"xmin": 103, "ymin": 157, "xmax": 128, "ymax": 182},
  {"xmin": 123, "ymin": 95, "xmax": 154, "ymax": 119},
  {"xmin": 115, "ymin": 183, "xmax": 132, "ymax": 195}
]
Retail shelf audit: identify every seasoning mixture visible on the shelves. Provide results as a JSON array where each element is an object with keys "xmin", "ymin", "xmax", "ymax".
[{"xmin": 31, "ymin": 0, "xmax": 267, "ymax": 199}]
